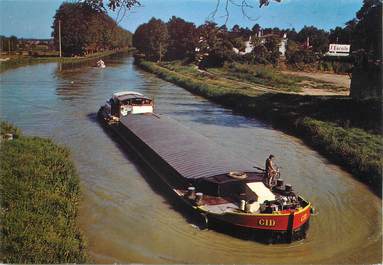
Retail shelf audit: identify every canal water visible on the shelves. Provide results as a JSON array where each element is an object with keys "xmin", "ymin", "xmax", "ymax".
[{"xmin": 0, "ymin": 54, "xmax": 381, "ymax": 264}]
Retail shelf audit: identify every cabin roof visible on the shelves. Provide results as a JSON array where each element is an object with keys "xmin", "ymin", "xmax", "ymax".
[
  {"xmin": 120, "ymin": 114, "xmax": 256, "ymax": 180},
  {"xmin": 113, "ymin": 91, "xmax": 143, "ymax": 97},
  {"xmin": 112, "ymin": 91, "xmax": 151, "ymax": 102}
]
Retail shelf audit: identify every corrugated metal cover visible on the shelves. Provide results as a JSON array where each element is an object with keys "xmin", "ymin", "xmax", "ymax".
[{"xmin": 121, "ymin": 114, "xmax": 255, "ymax": 180}]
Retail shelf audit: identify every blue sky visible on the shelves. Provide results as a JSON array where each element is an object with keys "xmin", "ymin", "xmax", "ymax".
[{"xmin": 0, "ymin": 0, "xmax": 363, "ymax": 39}]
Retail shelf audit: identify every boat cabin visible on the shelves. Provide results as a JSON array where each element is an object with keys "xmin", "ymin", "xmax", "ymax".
[{"xmin": 105, "ymin": 91, "xmax": 153, "ymax": 118}]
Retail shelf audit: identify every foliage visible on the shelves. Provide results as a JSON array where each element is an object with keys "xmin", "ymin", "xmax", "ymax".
[
  {"xmin": 351, "ymin": 0, "xmax": 382, "ymax": 63},
  {"xmin": 51, "ymin": 2, "xmax": 132, "ymax": 56},
  {"xmin": 0, "ymin": 36, "xmax": 18, "ymax": 52},
  {"xmin": 286, "ymin": 48, "xmax": 317, "ymax": 66},
  {"xmin": 328, "ymin": 26, "xmax": 353, "ymax": 44},
  {"xmin": 165, "ymin": 16, "xmax": 198, "ymax": 61},
  {"xmin": 264, "ymin": 35, "xmax": 282, "ymax": 64},
  {"xmin": 1, "ymin": 121, "xmax": 21, "ymax": 139},
  {"xmin": 84, "ymin": 0, "xmax": 140, "ymax": 11},
  {"xmin": 196, "ymin": 22, "xmax": 235, "ymax": 68},
  {"xmin": 230, "ymin": 37, "xmax": 246, "ymax": 52},
  {"xmin": 349, "ymin": 0, "xmax": 382, "ymax": 99},
  {"xmin": 296, "ymin": 26, "xmax": 329, "ymax": 53},
  {"xmin": 133, "ymin": 18, "xmax": 169, "ymax": 61},
  {"xmin": 0, "ymin": 123, "xmax": 88, "ymax": 263},
  {"xmin": 224, "ymin": 63, "xmax": 303, "ymax": 91},
  {"xmin": 83, "ymin": 0, "xmax": 281, "ymax": 11}
]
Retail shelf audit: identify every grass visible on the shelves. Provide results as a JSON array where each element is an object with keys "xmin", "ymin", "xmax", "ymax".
[
  {"xmin": 0, "ymin": 122, "xmax": 88, "ymax": 263},
  {"xmin": 159, "ymin": 61, "xmax": 342, "ymax": 93},
  {"xmin": 0, "ymin": 47, "xmax": 133, "ymax": 73},
  {"xmin": 211, "ymin": 63, "xmax": 305, "ymax": 92},
  {"xmin": 136, "ymin": 59, "xmax": 382, "ymax": 196}
]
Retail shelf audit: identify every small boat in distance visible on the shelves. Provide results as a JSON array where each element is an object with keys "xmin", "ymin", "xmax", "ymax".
[
  {"xmin": 98, "ymin": 91, "xmax": 313, "ymax": 243},
  {"xmin": 97, "ymin": 59, "xmax": 106, "ymax": 68}
]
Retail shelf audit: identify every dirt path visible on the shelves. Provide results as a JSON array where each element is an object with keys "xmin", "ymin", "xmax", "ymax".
[
  {"xmin": 180, "ymin": 66, "xmax": 350, "ymax": 96},
  {"xmin": 299, "ymin": 88, "xmax": 349, "ymax": 96},
  {"xmin": 204, "ymin": 68, "xmax": 350, "ymax": 96},
  {"xmin": 282, "ymin": 70, "xmax": 351, "ymax": 89}
]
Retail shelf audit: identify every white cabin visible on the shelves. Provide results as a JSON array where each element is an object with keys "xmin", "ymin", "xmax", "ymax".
[{"xmin": 104, "ymin": 91, "xmax": 154, "ymax": 118}]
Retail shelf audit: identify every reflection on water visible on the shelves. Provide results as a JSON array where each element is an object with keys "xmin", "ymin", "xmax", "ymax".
[{"xmin": 0, "ymin": 54, "xmax": 381, "ymax": 264}]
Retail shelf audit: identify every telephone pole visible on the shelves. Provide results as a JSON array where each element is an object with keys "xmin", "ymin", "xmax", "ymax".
[{"xmin": 58, "ymin": 20, "xmax": 62, "ymax": 58}]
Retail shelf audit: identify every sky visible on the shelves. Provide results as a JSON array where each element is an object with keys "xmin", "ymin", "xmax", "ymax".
[{"xmin": 0, "ymin": 0, "xmax": 363, "ymax": 39}]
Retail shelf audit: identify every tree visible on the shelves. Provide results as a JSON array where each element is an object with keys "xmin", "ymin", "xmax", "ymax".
[
  {"xmin": 52, "ymin": 2, "xmax": 132, "ymax": 56},
  {"xmin": 84, "ymin": 0, "xmax": 282, "ymax": 11},
  {"xmin": 248, "ymin": 37, "xmax": 269, "ymax": 64},
  {"xmin": 230, "ymin": 37, "xmax": 246, "ymax": 52},
  {"xmin": 251, "ymin": 23, "xmax": 261, "ymax": 35},
  {"xmin": 84, "ymin": 0, "xmax": 140, "ymax": 11},
  {"xmin": 297, "ymin": 26, "xmax": 329, "ymax": 53},
  {"xmin": 166, "ymin": 16, "xmax": 198, "ymax": 61},
  {"xmin": 349, "ymin": 0, "xmax": 382, "ymax": 99},
  {"xmin": 247, "ymin": 35, "xmax": 280, "ymax": 65},
  {"xmin": 0, "ymin": 36, "xmax": 18, "ymax": 53},
  {"xmin": 285, "ymin": 28, "xmax": 298, "ymax": 41},
  {"xmin": 264, "ymin": 35, "xmax": 281, "ymax": 64},
  {"xmin": 351, "ymin": 0, "xmax": 381, "ymax": 62},
  {"xmin": 133, "ymin": 18, "xmax": 168, "ymax": 61},
  {"xmin": 328, "ymin": 26, "xmax": 352, "ymax": 44},
  {"xmin": 196, "ymin": 22, "xmax": 234, "ymax": 67},
  {"xmin": 52, "ymin": 3, "xmax": 90, "ymax": 55}
]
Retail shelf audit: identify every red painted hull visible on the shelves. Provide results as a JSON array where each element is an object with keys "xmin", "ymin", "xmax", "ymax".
[{"xmin": 202, "ymin": 201, "xmax": 311, "ymax": 232}]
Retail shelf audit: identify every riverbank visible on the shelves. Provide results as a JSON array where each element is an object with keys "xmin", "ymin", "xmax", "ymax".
[
  {"xmin": 0, "ymin": 47, "xmax": 133, "ymax": 73},
  {"xmin": 0, "ymin": 122, "xmax": 88, "ymax": 263},
  {"xmin": 136, "ymin": 59, "xmax": 382, "ymax": 196}
]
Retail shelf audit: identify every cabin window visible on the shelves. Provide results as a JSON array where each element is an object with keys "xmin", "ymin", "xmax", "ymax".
[{"xmin": 131, "ymin": 99, "xmax": 143, "ymax": 106}]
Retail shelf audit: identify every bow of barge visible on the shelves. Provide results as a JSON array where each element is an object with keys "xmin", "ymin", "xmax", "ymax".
[{"xmin": 98, "ymin": 91, "xmax": 312, "ymax": 243}]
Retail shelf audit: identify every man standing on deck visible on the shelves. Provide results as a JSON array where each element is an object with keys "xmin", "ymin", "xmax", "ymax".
[{"xmin": 265, "ymin": 154, "xmax": 277, "ymax": 187}]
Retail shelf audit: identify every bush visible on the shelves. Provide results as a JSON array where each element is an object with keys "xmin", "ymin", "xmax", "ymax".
[
  {"xmin": 286, "ymin": 49, "xmax": 317, "ymax": 65},
  {"xmin": 0, "ymin": 124, "xmax": 87, "ymax": 263},
  {"xmin": 1, "ymin": 121, "xmax": 21, "ymax": 139}
]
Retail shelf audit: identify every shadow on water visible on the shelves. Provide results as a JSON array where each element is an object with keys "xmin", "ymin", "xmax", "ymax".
[
  {"xmin": 55, "ymin": 52, "xmax": 131, "ymax": 74},
  {"xmin": 87, "ymin": 112, "xmax": 290, "ymax": 245}
]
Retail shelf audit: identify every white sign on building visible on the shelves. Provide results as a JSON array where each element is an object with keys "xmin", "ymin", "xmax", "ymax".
[{"xmin": 327, "ymin": 44, "xmax": 350, "ymax": 56}]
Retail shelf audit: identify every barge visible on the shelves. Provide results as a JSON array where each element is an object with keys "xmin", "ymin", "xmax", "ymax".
[{"xmin": 98, "ymin": 91, "xmax": 312, "ymax": 243}]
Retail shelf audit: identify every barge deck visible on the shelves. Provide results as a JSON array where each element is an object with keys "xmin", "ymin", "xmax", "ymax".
[{"xmin": 98, "ymin": 91, "xmax": 312, "ymax": 243}]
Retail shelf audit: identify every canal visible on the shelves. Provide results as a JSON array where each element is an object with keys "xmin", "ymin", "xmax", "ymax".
[{"xmin": 0, "ymin": 54, "xmax": 381, "ymax": 263}]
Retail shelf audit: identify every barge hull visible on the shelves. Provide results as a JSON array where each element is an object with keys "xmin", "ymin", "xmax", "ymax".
[{"xmin": 98, "ymin": 111, "xmax": 311, "ymax": 242}]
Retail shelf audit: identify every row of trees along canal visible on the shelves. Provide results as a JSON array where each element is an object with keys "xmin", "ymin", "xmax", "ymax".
[
  {"xmin": 133, "ymin": 0, "xmax": 381, "ymax": 99},
  {"xmin": 134, "ymin": 18, "xmax": 338, "ymax": 66},
  {"xmin": 51, "ymin": 2, "xmax": 132, "ymax": 56}
]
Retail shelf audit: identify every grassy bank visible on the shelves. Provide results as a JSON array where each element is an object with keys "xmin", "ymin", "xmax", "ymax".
[
  {"xmin": 0, "ymin": 47, "xmax": 133, "ymax": 73},
  {"xmin": 159, "ymin": 61, "xmax": 345, "ymax": 93},
  {"xmin": 136, "ymin": 59, "xmax": 382, "ymax": 196},
  {"xmin": 0, "ymin": 122, "xmax": 88, "ymax": 263}
]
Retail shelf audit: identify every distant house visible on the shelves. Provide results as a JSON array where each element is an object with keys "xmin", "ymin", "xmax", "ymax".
[{"xmin": 232, "ymin": 32, "xmax": 288, "ymax": 57}]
